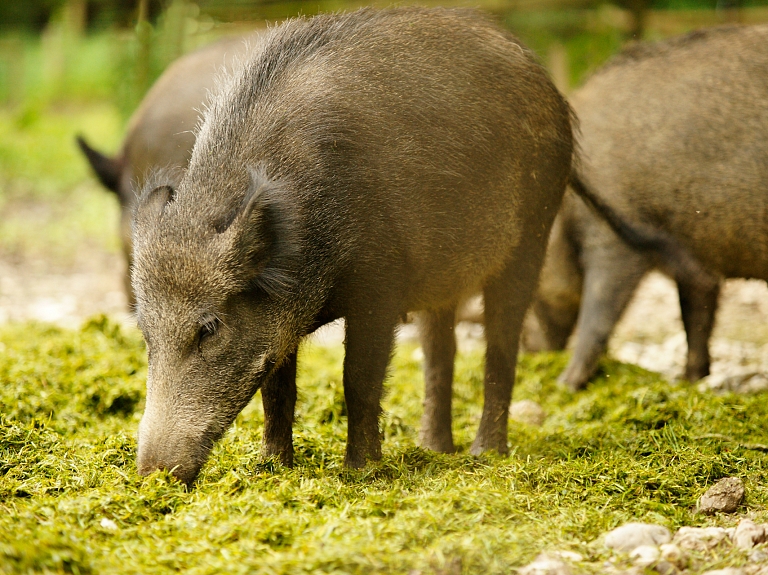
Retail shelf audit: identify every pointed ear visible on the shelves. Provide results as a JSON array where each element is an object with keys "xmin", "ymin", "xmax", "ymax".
[
  {"xmin": 219, "ymin": 166, "xmax": 300, "ymax": 297},
  {"xmin": 135, "ymin": 184, "xmax": 175, "ymax": 224}
]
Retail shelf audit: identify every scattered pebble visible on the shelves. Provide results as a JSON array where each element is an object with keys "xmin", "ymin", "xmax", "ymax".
[
  {"xmin": 518, "ymin": 554, "xmax": 571, "ymax": 575},
  {"xmin": 733, "ymin": 519, "xmax": 767, "ymax": 550},
  {"xmin": 749, "ymin": 549, "xmax": 768, "ymax": 563},
  {"xmin": 698, "ymin": 372, "xmax": 768, "ymax": 395},
  {"xmin": 701, "ymin": 569, "xmax": 744, "ymax": 575},
  {"xmin": 99, "ymin": 517, "xmax": 118, "ymax": 531},
  {"xmin": 699, "ymin": 477, "xmax": 745, "ymax": 514},
  {"xmin": 659, "ymin": 543, "xmax": 686, "ymax": 569},
  {"xmin": 629, "ymin": 545, "xmax": 659, "ymax": 567},
  {"xmin": 673, "ymin": 527, "xmax": 729, "ymax": 551},
  {"xmin": 509, "ymin": 400, "xmax": 545, "ymax": 427},
  {"xmin": 604, "ymin": 523, "xmax": 672, "ymax": 552},
  {"xmin": 551, "ymin": 551, "xmax": 583, "ymax": 563},
  {"xmin": 655, "ymin": 560, "xmax": 678, "ymax": 575}
]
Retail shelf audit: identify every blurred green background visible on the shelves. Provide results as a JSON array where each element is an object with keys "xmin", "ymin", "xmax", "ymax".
[{"xmin": 0, "ymin": 0, "xmax": 767, "ymax": 289}]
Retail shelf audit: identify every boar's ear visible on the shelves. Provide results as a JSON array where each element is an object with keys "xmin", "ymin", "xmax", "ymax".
[
  {"xmin": 219, "ymin": 166, "xmax": 300, "ymax": 297},
  {"xmin": 135, "ymin": 184, "xmax": 176, "ymax": 223}
]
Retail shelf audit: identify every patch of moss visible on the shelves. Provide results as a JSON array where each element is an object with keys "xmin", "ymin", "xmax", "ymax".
[{"xmin": 1, "ymin": 318, "xmax": 767, "ymax": 573}]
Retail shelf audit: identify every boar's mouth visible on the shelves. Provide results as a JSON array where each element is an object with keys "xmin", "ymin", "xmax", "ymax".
[
  {"xmin": 137, "ymin": 423, "xmax": 220, "ymax": 486},
  {"xmin": 137, "ymin": 354, "xmax": 283, "ymax": 486}
]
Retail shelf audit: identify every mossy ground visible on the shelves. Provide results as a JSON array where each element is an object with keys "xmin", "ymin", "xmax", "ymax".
[{"xmin": 2, "ymin": 317, "xmax": 768, "ymax": 574}]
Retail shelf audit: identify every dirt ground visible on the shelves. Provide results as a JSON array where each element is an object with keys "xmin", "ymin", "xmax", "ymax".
[{"xmin": 1, "ymin": 248, "xmax": 767, "ymax": 383}]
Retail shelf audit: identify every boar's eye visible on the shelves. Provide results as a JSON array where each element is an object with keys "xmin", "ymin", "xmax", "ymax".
[{"xmin": 197, "ymin": 317, "xmax": 220, "ymax": 350}]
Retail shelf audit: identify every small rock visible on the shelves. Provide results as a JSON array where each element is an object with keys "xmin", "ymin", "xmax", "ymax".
[
  {"xmin": 655, "ymin": 561, "xmax": 678, "ymax": 575},
  {"xmin": 604, "ymin": 523, "xmax": 672, "ymax": 553},
  {"xmin": 673, "ymin": 527, "xmax": 729, "ymax": 551},
  {"xmin": 518, "ymin": 554, "xmax": 571, "ymax": 575},
  {"xmin": 509, "ymin": 400, "xmax": 545, "ymax": 426},
  {"xmin": 551, "ymin": 551, "xmax": 583, "ymax": 563},
  {"xmin": 701, "ymin": 569, "xmax": 744, "ymax": 575},
  {"xmin": 699, "ymin": 477, "xmax": 745, "ymax": 514},
  {"xmin": 733, "ymin": 519, "xmax": 767, "ymax": 549},
  {"xmin": 630, "ymin": 545, "xmax": 660, "ymax": 567},
  {"xmin": 749, "ymin": 548, "xmax": 768, "ymax": 563},
  {"xmin": 746, "ymin": 565, "xmax": 768, "ymax": 575},
  {"xmin": 99, "ymin": 517, "xmax": 118, "ymax": 531},
  {"xmin": 659, "ymin": 543, "xmax": 686, "ymax": 569}
]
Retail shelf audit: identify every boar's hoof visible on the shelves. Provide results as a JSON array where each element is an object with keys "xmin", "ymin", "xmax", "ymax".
[
  {"xmin": 557, "ymin": 364, "xmax": 591, "ymax": 392},
  {"xmin": 262, "ymin": 442, "xmax": 294, "ymax": 467},
  {"xmin": 344, "ymin": 442, "xmax": 382, "ymax": 469},
  {"xmin": 418, "ymin": 429, "xmax": 456, "ymax": 454},
  {"xmin": 469, "ymin": 435, "xmax": 509, "ymax": 457}
]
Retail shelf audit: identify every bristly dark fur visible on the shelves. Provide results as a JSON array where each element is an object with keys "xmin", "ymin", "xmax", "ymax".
[{"xmin": 239, "ymin": 166, "xmax": 302, "ymax": 300}]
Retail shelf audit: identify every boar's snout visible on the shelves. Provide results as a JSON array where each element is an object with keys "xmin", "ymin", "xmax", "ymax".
[{"xmin": 137, "ymin": 409, "xmax": 215, "ymax": 486}]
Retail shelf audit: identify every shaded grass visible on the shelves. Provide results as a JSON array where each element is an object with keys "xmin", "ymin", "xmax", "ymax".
[{"xmin": 2, "ymin": 318, "xmax": 768, "ymax": 573}]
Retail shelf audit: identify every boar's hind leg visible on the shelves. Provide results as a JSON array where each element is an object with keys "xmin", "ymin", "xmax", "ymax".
[
  {"xmin": 261, "ymin": 350, "xmax": 297, "ymax": 466},
  {"xmin": 558, "ymin": 248, "xmax": 650, "ymax": 391},
  {"xmin": 678, "ymin": 278, "xmax": 720, "ymax": 382},
  {"xmin": 343, "ymin": 309, "xmax": 399, "ymax": 468},
  {"xmin": 418, "ymin": 306, "xmax": 457, "ymax": 453},
  {"xmin": 472, "ymin": 244, "xmax": 545, "ymax": 456}
]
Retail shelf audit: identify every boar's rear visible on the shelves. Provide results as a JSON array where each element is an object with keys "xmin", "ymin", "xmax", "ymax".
[
  {"xmin": 527, "ymin": 24, "xmax": 768, "ymax": 390},
  {"xmin": 132, "ymin": 7, "xmax": 573, "ymax": 485}
]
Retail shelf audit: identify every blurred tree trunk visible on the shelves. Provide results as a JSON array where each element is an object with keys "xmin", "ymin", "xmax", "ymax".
[
  {"xmin": 548, "ymin": 42, "xmax": 570, "ymax": 94},
  {"xmin": 136, "ymin": 0, "xmax": 152, "ymax": 97},
  {"xmin": 63, "ymin": 0, "xmax": 86, "ymax": 38},
  {"xmin": 618, "ymin": 0, "xmax": 650, "ymax": 39}
]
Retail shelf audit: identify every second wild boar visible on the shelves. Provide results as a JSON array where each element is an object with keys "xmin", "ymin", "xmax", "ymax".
[
  {"xmin": 525, "ymin": 24, "xmax": 768, "ymax": 390},
  {"xmin": 77, "ymin": 33, "xmax": 257, "ymax": 304},
  {"xmin": 132, "ymin": 7, "xmax": 574, "ymax": 485}
]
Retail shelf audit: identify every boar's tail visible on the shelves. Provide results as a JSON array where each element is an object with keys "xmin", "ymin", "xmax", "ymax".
[
  {"xmin": 76, "ymin": 135, "xmax": 123, "ymax": 195},
  {"xmin": 569, "ymin": 171, "xmax": 719, "ymax": 290}
]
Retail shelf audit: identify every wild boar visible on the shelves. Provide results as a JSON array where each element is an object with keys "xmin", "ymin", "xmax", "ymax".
[
  {"xmin": 132, "ymin": 7, "xmax": 574, "ymax": 484},
  {"xmin": 525, "ymin": 25, "xmax": 768, "ymax": 390},
  {"xmin": 77, "ymin": 33, "xmax": 257, "ymax": 304}
]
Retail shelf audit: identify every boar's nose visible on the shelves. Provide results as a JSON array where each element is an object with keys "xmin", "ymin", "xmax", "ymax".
[{"xmin": 137, "ymin": 438, "xmax": 204, "ymax": 486}]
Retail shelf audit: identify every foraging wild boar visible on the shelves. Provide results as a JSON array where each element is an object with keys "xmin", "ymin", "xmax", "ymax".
[
  {"xmin": 525, "ymin": 25, "xmax": 768, "ymax": 391},
  {"xmin": 132, "ymin": 7, "xmax": 574, "ymax": 484},
  {"xmin": 77, "ymin": 34, "xmax": 257, "ymax": 304}
]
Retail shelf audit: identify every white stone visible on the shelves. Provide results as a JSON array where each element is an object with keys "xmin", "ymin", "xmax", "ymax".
[
  {"xmin": 551, "ymin": 551, "xmax": 583, "ymax": 563},
  {"xmin": 701, "ymin": 569, "xmax": 744, "ymax": 575},
  {"xmin": 629, "ymin": 545, "xmax": 659, "ymax": 567},
  {"xmin": 673, "ymin": 526, "xmax": 729, "ymax": 551},
  {"xmin": 509, "ymin": 400, "xmax": 546, "ymax": 427},
  {"xmin": 99, "ymin": 517, "xmax": 118, "ymax": 531},
  {"xmin": 604, "ymin": 523, "xmax": 672, "ymax": 553},
  {"xmin": 518, "ymin": 554, "xmax": 571, "ymax": 575},
  {"xmin": 748, "ymin": 548, "xmax": 768, "ymax": 563},
  {"xmin": 733, "ymin": 519, "xmax": 767, "ymax": 550}
]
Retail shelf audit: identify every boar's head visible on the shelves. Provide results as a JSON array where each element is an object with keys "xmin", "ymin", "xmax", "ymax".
[{"xmin": 132, "ymin": 166, "xmax": 303, "ymax": 485}]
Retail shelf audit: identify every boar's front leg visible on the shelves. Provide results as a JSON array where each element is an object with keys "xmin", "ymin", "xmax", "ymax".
[
  {"xmin": 678, "ymin": 277, "xmax": 720, "ymax": 382},
  {"xmin": 261, "ymin": 350, "xmax": 297, "ymax": 467},
  {"xmin": 342, "ymin": 308, "xmax": 399, "ymax": 468},
  {"xmin": 419, "ymin": 306, "xmax": 457, "ymax": 453}
]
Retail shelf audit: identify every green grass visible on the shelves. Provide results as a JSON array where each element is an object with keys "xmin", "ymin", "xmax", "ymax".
[{"xmin": 2, "ymin": 318, "xmax": 767, "ymax": 574}]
